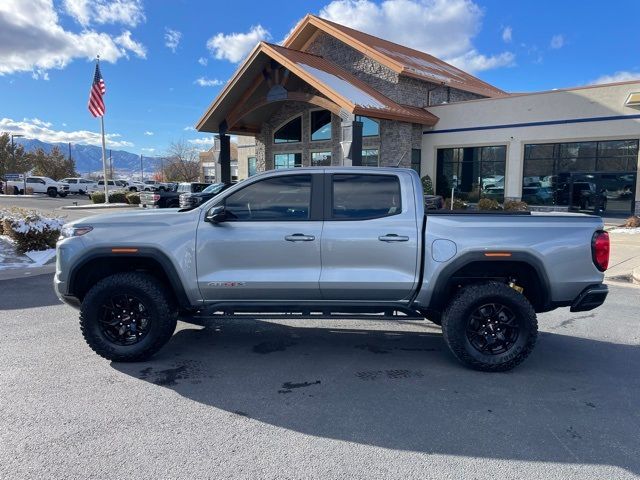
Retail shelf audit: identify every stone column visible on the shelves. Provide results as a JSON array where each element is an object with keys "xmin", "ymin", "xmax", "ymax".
[{"xmin": 340, "ymin": 119, "xmax": 363, "ymax": 166}]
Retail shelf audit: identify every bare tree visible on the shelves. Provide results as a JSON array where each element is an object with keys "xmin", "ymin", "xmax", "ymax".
[{"xmin": 162, "ymin": 139, "xmax": 200, "ymax": 182}]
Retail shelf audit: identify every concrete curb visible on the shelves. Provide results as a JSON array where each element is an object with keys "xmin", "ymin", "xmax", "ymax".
[
  {"xmin": 61, "ymin": 203, "xmax": 135, "ymax": 210},
  {"xmin": 633, "ymin": 267, "xmax": 640, "ymax": 285}
]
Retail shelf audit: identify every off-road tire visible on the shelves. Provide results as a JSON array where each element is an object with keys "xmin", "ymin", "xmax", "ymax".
[
  {"xmin": 441, "ymin": 282, "xmax": 537, "ymax": 372},
  {"xmin": 58, "ymin": 192, "xmax": 67, "ymax": 198},
  {"xmin": 80, "ymin": 272, "xmax": 177, "ymax": 362},
  {"xmin": 47, "ymin": 188, "xmax": 57, "ymax": 197}
]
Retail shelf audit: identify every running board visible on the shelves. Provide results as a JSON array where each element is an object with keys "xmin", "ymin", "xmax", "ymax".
[{"xmin": 182, "ymin": 304, "xmax": 426, "ymax": 324}]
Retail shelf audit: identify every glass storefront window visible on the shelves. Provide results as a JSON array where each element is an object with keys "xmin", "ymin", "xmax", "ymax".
[
  {"xmin": 310, "ymin": 110, "xmax": 332, "ymax": 141},
  {"xmin": 362, "ymin": 149, "xmax": 379, "ymax": 167},
  {"xmin": 274, "ymin": 153, "xmax": 302, "ymax": 169},
  {"xmin": 522, "ymin": 139, "xmax": 638, "ymax": 214},
  {"xmin": 274, "ymin": 116, "xmax": 302, "ymax": 143},
  {"xmin": 311, "ymin": 151, "xmax": 331, "ymax": 166},
  {"xmin": 436, "ymin": 146, "xmax": 506, "ymax": 202},
  {"xmin": 248, "ymin": 156, "xmax": 257, "ymax": 176}
]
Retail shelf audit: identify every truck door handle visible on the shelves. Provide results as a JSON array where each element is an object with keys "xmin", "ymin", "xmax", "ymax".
[
  {"xmin": 285, "ymin": 233, "xmax": 315, "ymax": 242},
  {"xmin": 378, "ymin": 234, "xmax": 409, "ymax": 242}
]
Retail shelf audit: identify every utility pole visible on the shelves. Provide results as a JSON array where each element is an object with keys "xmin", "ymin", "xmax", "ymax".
[
  {"xmin": 109, "ymin": 149, "xmax": 113, "ymax": 178},
  {"xmin": 140, "ymin": 154, "xmax": 143, "ymax": 181}
]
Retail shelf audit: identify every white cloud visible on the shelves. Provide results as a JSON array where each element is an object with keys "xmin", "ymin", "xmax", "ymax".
[
  {"xmin": 0, "ymin": 0, "xmax": 146, "ymax": 76},
  {"xmin": 501, "ymin": 26, "xmax": 512, "ymax": 43},
  {"xmin": 183, "ymin": 126, "xmax": 196, "ymax": 131},
  {"xmin": 164, "ymin": 28, "xmax": 182, "ymax": 53},
  {"xmin": 31, "ymin": 69, "xmax": 50, "ymax": 81},
  {"xmin": 198, "ymin": 57, "xmax": 208, "ymax": 66},
  {"xmin": 590, "ymin": 71, "xmax": 640, "ymax": 85},
  {"xmin": 0, "ymin": 117, "xmax": 134, "ymax": 148},
  {"xmin": 194, "ymin": 77, "xmax": 224, "ymax": 87},
  {"xmin": 115, "ymin": 31, "xmax": 147, "ymax": 59},
  {"xmin": 188, "ymin": 136, "xmax": 217, "ymax": 146},
  {"xmin": 318, "ymin": 0, "xmax": 514, "ymax": 74},
  {"xmin": 448, "ymin": 50, "xmax": 515, "ymax": 73},
  {"xmin": 550, "ymin": 34, "xmax": 564, "ymax": 49},
  {"xmin": 206, "ymin": 25, "xmax": 270, "ymax": 63},
  {"xmin": 63, "ymin": 0, "xmax": 145, "ymax": 27},
  {"xmin": 144, "ymin": 131, "xmax": 154, "ymax": 136},
  {"xmin": 141, "ymin": 147, "xmax": 155, "ymax": 152}
]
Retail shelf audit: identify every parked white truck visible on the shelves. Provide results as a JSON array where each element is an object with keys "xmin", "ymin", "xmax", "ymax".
[{"xmin": 6, "ymin": 176, "xmax": 70, "ymax": 197}]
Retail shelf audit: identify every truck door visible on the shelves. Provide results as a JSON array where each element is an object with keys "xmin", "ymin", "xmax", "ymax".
[
  {"xmin": 320, "ymin": 172, "xmax": 419, "ymax": 301},
  {"xmin": 196, "ymin": 173, "xmax": 323, "ymax": 301}
]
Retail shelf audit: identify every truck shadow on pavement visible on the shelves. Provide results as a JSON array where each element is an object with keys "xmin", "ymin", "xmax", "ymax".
[
  {"xmin": 113, "ymin": 318, "xmax": 640, "ymax": 475},
  {"xmin": 1, "ymin": 273, "xmax": 62, "ymax": 310}
]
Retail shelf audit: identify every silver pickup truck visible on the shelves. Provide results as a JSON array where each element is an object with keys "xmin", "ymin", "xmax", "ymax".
[{"xmin": 54, "ymin": 168, "xmax": 609, "ymax": 371}]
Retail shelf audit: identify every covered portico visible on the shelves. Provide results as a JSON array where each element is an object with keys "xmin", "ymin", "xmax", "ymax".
[{"xmin": 196, "ymin": 42, "xmax": 438, "ymax": 182}]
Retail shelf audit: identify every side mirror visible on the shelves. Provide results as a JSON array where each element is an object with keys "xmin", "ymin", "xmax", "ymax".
[{"xmin": 205, "ymin": 205, "xmax": 227, "ymax": 224}]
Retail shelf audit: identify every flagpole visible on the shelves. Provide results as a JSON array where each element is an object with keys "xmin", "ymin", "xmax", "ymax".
[{"xmin": 100, "ymin": 115, "xmax": 109, "ymax": 203}]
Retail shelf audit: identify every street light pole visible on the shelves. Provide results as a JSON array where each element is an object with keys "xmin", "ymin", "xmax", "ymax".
[{"xmin": 140, "ymin": 154, "xmax": 143, "ymax": 181}]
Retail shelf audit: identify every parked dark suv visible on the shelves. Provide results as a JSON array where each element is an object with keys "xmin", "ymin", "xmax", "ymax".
[{"xmin": 179, "ymin": 182, "xmax": 234, "ymax": 209}]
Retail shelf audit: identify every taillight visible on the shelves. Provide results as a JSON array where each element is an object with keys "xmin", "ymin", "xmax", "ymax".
[{"xmin": 592, "ymin": 231, "xmax": 609, "ymax": 272}]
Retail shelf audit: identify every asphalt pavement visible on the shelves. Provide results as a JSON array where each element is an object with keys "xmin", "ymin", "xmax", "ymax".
[{"xmin": 0, "ymin": 274, "xmax": 639, "ymax": 479}]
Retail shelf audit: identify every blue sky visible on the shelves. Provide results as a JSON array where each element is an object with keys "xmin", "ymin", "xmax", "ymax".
[{"xmin": 0, "ymin": 0, "xmax": 638, "ymax": 156}]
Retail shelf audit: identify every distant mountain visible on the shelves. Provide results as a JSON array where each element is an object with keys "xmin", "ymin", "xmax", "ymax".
[{"xmin": 15, "ymin": 138, "xmax": 164, "ymax": 175}]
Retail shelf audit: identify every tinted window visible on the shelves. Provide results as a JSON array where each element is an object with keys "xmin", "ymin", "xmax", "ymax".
[
  {"xmin": 274, "ymin": 153, "xmax": 302, "ymax": 169},
  {"xmin": 332, "ymin": 174, "xmax": 401, "ymax": 220},
  {"xmin": 311, "ymin": 151, "xmax": 331, "ymax": 166},
  {"xmin": 310, "ymin": 110, "xmax": 331, "ymax": 141},
  {"xmin": 274, "ymin": 116, "xmax": 302, "ymax": 143},
  {"xmin": 355, "ymin": 115, "xmax": 380, "ymax": 137},
  {"xmin": 224, "ymin": 175, "xmax": 311, "ymax": 221}
]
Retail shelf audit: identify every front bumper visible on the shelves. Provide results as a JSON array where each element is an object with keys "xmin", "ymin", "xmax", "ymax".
[{"xmin": 570, "ymin": 284, "xmax": 608, "ymax": 312}]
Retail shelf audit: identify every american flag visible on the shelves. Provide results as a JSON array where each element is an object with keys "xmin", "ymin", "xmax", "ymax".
[{"xmin": 88, "ymin": 62, "xmax": 106, "ymax": 117}]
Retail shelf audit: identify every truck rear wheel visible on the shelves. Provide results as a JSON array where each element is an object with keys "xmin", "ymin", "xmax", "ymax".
[
  {"xmin": 441, "ymin": 282, "xmax": 537, "ymax": 372},
  {"xmin": 79, "ymin": 272, "xmax": 177, "ymax": 362}
]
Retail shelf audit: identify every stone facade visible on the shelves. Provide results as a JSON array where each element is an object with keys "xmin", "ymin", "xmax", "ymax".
[
  {"xmin": 248, "ymin": 31, "xmax": 488, "ymax": 173},
  {"xmin": 306, "ymin": 32, "xmax": 483, "ymax": 107}
]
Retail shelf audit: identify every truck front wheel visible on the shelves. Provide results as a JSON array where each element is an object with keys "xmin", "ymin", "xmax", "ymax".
[
  {"xmin": 47, "ymin": 188, "xmax": 57, "ymax": 197},
  {"xmin": 79, "ymin": 272, "xmax": 177, "ymax": 362},
  {"xmin": 441, "ymin": 282, "xmax": 537, "ymax": 372}
]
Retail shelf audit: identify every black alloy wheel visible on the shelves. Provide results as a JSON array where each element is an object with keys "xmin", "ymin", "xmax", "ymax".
[
  {"xmin": 98, "ymin": 294, "xmax": 152, "ymax": 346},
  {"xmin": 466, "ymin": 303, "xmax": 520, "ymax": 355}
]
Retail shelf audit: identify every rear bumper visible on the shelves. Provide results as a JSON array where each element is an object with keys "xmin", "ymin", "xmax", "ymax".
[{"xmin": 570, "ymin": 284, "xmax": 608, "ymax": 312}]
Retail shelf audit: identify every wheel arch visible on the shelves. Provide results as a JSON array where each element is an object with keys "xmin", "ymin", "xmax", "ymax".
[
  {"xmin": 427, "ymin": 251, "xmax": 551, "ymax": 314},
  {"xmin": 68, "ymin": 248, "xmax": 192, "ymax": 309}
]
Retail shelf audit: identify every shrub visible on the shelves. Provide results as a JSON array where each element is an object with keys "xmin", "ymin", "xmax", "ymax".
[
  {"xmin": 623, "ymin": 215, "xmax": 640, "ymax": 228},
  {"xmin": 444, "ymin": 198, "xmax": 467, "ymax": 210},
  {"xmin": 90, "ymin": 191, "xmax": 105, "ymax": 203},
  {"xmin": 1, "ymin": 209, "xmax": 64, "ymax": 253},
  {"xmin": 25, "ymin": 186, "xmax": 34, "ymax": 195},
  {"xmin": 421, "ymin": 175, "xmax": 434, "ymax": 195},
  {"xmin": 126, "ymin": 192, "xmax": 141, "ymax": 205},
  {"xmin": 503, "ymin": 200, "xmax": 529, "ymax": 212},
  {"xmin": 109, "ymin": 192, "xmax": 128, "ymax": 203},
  {"xmin": 477, "ymin": 198, "xmax": 501, "ymax": 211},
  {"xmin": 91, "ymin": 191, "xmax": 128, "ymax": 204}
]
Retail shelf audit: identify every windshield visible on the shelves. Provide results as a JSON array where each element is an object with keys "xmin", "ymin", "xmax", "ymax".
[{"xmin": 202, "ymin": 183, "xmax": 225, "ymax": 194}]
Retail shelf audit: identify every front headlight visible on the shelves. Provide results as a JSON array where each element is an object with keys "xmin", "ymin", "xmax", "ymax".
[{"xmin": 60, "ymin": 225, "xmax": 93, "ymax": 238}]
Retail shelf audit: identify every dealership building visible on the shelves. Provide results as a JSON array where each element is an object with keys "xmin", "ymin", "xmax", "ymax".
[{"xmin": 197, "ymin": 14, "xmax": 640, "ymax": 216}]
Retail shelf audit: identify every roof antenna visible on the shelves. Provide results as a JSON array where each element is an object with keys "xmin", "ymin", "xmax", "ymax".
[{"xmin": 394, "ymin": 151, "xmax": 407, "ymax": 167}]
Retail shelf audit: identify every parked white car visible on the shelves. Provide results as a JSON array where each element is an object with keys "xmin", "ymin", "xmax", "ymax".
[
  {"xmin": 97, "ymin": 180, "xmax": 126, "ymax": 193},
  {"xmin": 6, "ymin": 176, "xmax": 70, "ymax": 197},
  {"xmin": 60, "ymin": 178, "xmax": 99, "ymax": 195}
]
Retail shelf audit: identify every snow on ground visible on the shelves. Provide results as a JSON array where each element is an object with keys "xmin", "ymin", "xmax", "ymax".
[
  {"xmin": 609, "ymin": 227, "xmax": 640, "ymax": 234},
  {"xmin": 0, "ymin": 236, "xmax": 56, "ymax": 270}
]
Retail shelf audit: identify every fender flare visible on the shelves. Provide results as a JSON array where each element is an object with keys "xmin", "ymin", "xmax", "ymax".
[
  {"xmin": 68, "ymin": 247, "xmax": 192, "ymax": 309},
  {"xmin": 426, "ymin": 251, "xmax": 552, "ymax": 312}
]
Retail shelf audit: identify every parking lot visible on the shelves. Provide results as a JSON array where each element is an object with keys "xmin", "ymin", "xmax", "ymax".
[
  {"xmin": 0, "ymin": 194, "xmax": 128, "ymax": 223},
  {"xmin": 1, "ymin": 271, "xmax": 638, "ymax": 479}
]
